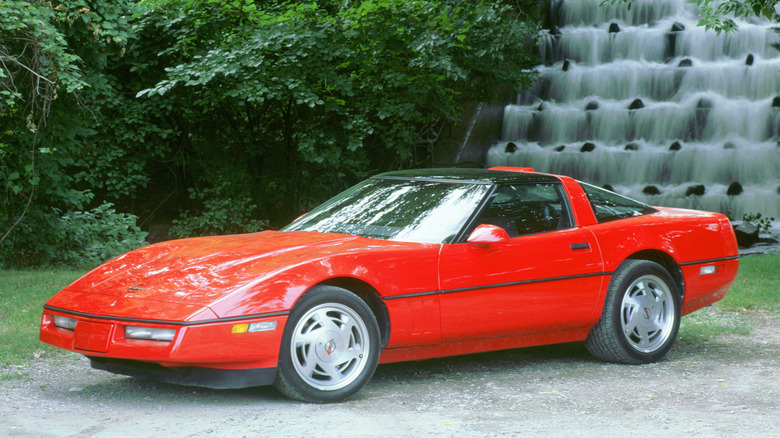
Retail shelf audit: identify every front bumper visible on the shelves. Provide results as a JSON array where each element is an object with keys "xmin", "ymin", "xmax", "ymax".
[
  {"xmin": 89, "ymin": 357, "xmax": 277, "ymax": 389},
  {"xmin": 40, "ymin": 306, "xmax": 288, "ymax": 386}
]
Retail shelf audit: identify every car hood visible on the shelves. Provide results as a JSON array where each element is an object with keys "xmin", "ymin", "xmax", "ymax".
[{"xmin": 57, "ymin": 231, "xmax": 375, "ymax": 311}]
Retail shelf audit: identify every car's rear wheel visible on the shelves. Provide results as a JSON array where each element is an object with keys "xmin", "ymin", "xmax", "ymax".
[
  {"xmin": 274, "ymin": 285, "xmax": 380, "ymax": 402},
  {"xmin": 586, "ymin": 259, "xmax": 680, "ymax": 364}
]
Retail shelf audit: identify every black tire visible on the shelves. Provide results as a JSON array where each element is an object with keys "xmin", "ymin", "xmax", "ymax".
[
  {"xmin": 586, "ymin": 259, "xmax": 680, "ymax": 364},
  {"xmin": 274, "ymin": 285, "xmax": 380, "ymax": 402}
]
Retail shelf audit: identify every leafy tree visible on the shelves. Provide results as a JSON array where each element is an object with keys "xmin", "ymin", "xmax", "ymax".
[
  {"xmin": 1, "ymin": 0, "xmax": 541, "ymax": 266},
  {"xmin": 136, "ymin": 0, "xmax": 539, "ymax": 222},
  {"xmin": 0, "ymin": 0, "xmax": 150, "ymax": 267}
]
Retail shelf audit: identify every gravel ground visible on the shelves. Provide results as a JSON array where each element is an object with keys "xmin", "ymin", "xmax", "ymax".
[{"xmin": 2, "ymin": 311, "xmax": 778, "ymax": 438}]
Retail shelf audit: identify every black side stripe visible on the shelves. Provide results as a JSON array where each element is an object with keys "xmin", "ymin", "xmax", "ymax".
[
  {"xmin": 383, "ymin": 255, "xmax": 740, "ymax": 301},
  {"xmin": 43, "ymin": 305, "xmax": 289, "ymax": 326},
  {"xmin": 382, "ymin": 271, "xmax": 613, "ymax": 301},
  {"xmin": 679, "ymin": 255, "xmax": 739, "ymax": 266}
]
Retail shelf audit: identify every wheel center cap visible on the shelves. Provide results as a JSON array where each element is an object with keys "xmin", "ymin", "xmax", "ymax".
[
  {"xmin": 324, "ymin": 339, "xmax": 336, "ymax": 356},
  {"xmin": 643, "ymin": 307, "xmax": 651, "ymax": 319}
]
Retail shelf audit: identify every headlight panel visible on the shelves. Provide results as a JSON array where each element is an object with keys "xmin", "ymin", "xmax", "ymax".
[
  {"xmin": 53, "ymin": 315, "xmax": 78, "ymax": 330},
  {"xmin": 124, "ymin": 326, "xmax": 176, "ymax": 342}
]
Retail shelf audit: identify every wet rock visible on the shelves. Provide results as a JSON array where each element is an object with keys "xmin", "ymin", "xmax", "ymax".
[
  {"xmin": 773, "ymin": 96, "xmax": 780, "ymax": 107},
  {"xmin": 554, "ymin": 145, "xmax": 565, "ymax": 152},
  {"xmin": 727, "ymin": 182, "xmax": 743, "ymax": 196},
  {"xmin": 551, "ymin": 26, "xmax": 563, "ymax": 36},
  {"xmin": 585, "ymin": 101, "xmax": 599, "ymax": 111},
  {"xmin": 669, "ymin": 141, "xmax": 682, "ymax": 151},
  {"xmin": 581, "ymin": 142, "xmax": 596, "ymax": 152},
  {"xmin": 505, "ymin": 142, "xmax": 517, "ymax": 153},
  {"xmin": 745, "ymin": 53, "xmax": 754, "ymax": 66},
  {"xmin": 562, "ymin": 59, "xmax": 571, "ymax": 71},
  {"xmin": 665, "ymin": 23, "xmax": 685, "ymax": 61},
  {"xmin": 734, "ymin": 222, "xmax": 759, "ymax": 248},
  {"xmin": 691, "ymin": 99, "xmax": 713, "ymax": 139},
  {"xmin": 697, "ymin": 98, "xmax": 713, "ymax": 110},
  {"xmin": 624, "ymin": 143, "xmax": 639, "ymax": 151},
  {"xmin": 628, "ymin": 98, "xmax": 645, "ymax": 110},
  {"xmin": 537, "ymin": 102, "xmax": 546, "ymax": 111},
  {"xmin": 723, "ymin": 141, "xmax": 736, "ymax": 150},
  {"xmin": 678, "ymin": 58, "xmax": 693, "ymax": 68},
  {"xmin": 602, "ymin": 184, "xmax": 615, "ymax": 192},
  {"xmin": 609, "ymin": 23, "xmax": 620, "ymax": 33},
  {"xmin": 643, "ymin": 185, "xmax": 661, "ymax": 195},
  {"xmin": 685, "ymin": 185, "xmax": 705, "ymax": 196}
]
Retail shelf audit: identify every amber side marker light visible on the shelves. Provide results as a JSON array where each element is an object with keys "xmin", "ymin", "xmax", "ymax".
[{"xmin": 231, "ymin": 321, "xmax": 278, "ymax": 334}]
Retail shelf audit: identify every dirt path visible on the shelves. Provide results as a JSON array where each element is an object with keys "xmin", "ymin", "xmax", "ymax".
[{"xmin": 2, "ymin": 312, "xmax": 778, "ymax": 437}]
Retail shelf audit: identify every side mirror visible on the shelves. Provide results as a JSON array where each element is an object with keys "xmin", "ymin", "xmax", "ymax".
[{"xmin": 466, "ymin": 224, "xmax": 509, "ymax": 248}]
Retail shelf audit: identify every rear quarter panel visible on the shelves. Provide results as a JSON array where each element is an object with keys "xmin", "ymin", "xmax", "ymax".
[{"xmin": 586, "ymin": 209, "xmax": 739, "ymax": 314}]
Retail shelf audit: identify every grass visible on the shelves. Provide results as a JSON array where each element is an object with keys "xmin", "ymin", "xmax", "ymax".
[
  {"xmin": 0, "ymin": 270, "xmax": 84, "ymax": 367},
  {"xmin": 0, "ymin": 254, "xmax": 777, "ymax": 368},
  {"xmin": 719, "ymin": 253, "xmax": 780, "ymax": 312},
  {"xmin": 679, "ymin": 253, "xmax": 779, "ymax": 342}
]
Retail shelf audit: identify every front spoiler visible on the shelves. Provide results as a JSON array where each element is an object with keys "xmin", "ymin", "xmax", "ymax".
[{"xmin": 89, "ymin": 357, "xmax": 277, "ymax": 389}]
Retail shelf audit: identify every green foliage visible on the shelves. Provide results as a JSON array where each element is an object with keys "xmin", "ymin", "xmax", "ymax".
[
  {"xmin": 1, "ymin": 201, "xmax": 147, "ymax": 269},
  {"xmin": 695, "ymin": 0, "xmax": 779, "ymax": 34},
  {"xmin": 0, "ymin": 0, "xmax": 87, "ymax": 114},
  {"xmin": 135, "ymin": 0, "xmax": 539, "ymax": 223},
  {"xmin": 742, "ymin": 212, "xmax": 775, "ymax": 233},
  {"xmin": 170, "ymin": 181, "xmax": 268, "ymax": 238},
  {"xmin": 53, "ymin": 202, "xmax": 147, "ymax": 269},
  {"xmin": 1, "ymin": 0, "xmax": 174, "ymax": 265},
  {"xmin": 2, "ymin": 0, "xmax": 541, "ymax": 259}
]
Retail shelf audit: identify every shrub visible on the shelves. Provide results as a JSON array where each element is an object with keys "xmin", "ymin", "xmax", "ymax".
[
  {"xmin": 53, "ymin": 202, "xmax": 148, "ymax": 269},
  {"xmin": 170, "ymin": 182, "xmax": 268, "ymax": 238}
]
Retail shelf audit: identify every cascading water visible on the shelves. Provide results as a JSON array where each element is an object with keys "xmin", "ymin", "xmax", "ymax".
[{"xmin": 486, "ymin": 0, "xmax": 780, "ymax": 220}]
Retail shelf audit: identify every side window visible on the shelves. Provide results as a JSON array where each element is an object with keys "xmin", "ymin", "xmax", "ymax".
[
  {"xmin": 580, "ymin": 182, "xmax": 657, "ymax": 223},
  {"xmin": 477, "ymin": 183, "xmax": 572, "ymax": 237}
]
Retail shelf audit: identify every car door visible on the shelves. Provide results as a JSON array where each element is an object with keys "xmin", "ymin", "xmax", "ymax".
[{"xmin": 438, "ymin": 182, "xmax": 605, "ymax": 341}]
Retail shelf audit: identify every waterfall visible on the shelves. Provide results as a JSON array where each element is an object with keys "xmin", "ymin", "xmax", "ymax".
[{"xmin": 487, "ymin": 0, "xmax": 780, "ymax": 220}]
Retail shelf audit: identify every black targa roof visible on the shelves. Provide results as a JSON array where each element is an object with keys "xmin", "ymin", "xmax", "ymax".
[{"xmin": 373, "ymin": 168, "xmax": 561, "ymax": 185}]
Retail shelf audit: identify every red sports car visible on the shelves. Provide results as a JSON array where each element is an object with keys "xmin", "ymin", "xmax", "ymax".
[{"xmin": 40, "ymin": 167, "xmax": 739, "ymax": 402}]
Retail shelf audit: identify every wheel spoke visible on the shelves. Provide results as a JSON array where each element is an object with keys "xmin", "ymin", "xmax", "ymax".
[
  {"xmin": 634, "ymin": 326, "xmax": 651, "ymax": 346},
  {"xmin": 624, "ymin": 305, "xmax": 642, "ymax": 334},
  {"xmin": 297, "ymin": 343, "xmax": 319, "ymax": 377},
  {"xmin": 318, "ymin": 360, "xmax": 341, "ymax": 381},
  {"xmin": 294, "ymin": 326, "xmax": 320, "ymax": 347}
]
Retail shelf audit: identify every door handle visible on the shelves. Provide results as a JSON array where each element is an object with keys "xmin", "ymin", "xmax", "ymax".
[{"xmin": 571, "ymin": 242, "xmax": 590, "ymax": 250}]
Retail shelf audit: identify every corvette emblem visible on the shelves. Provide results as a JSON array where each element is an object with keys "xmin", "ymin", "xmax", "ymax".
[
  {"xmin": 325, "ymin": 340, "xmax": 336, "ymax": 356},
  {"xmin": 127, "ymin": 284, "xmax": 147, "ymax": 293},
  {"xmin": 643, "ymin": 308, "xmax": 651, "ymax": 319}
]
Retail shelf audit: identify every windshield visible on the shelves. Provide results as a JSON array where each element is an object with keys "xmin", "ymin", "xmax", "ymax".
[{"xmin": 283, "ymin": 178, "xmax": 490, "ymax": 243}]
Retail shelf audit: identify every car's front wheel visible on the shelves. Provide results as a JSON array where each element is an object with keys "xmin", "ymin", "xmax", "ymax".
[
  {"xmin": 274, "ymin": 285, "xmax": 380, "ymax": 402},
  {"xmin": 586, "ymin": 259, "xmax": 680, "ymax": 364}
]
